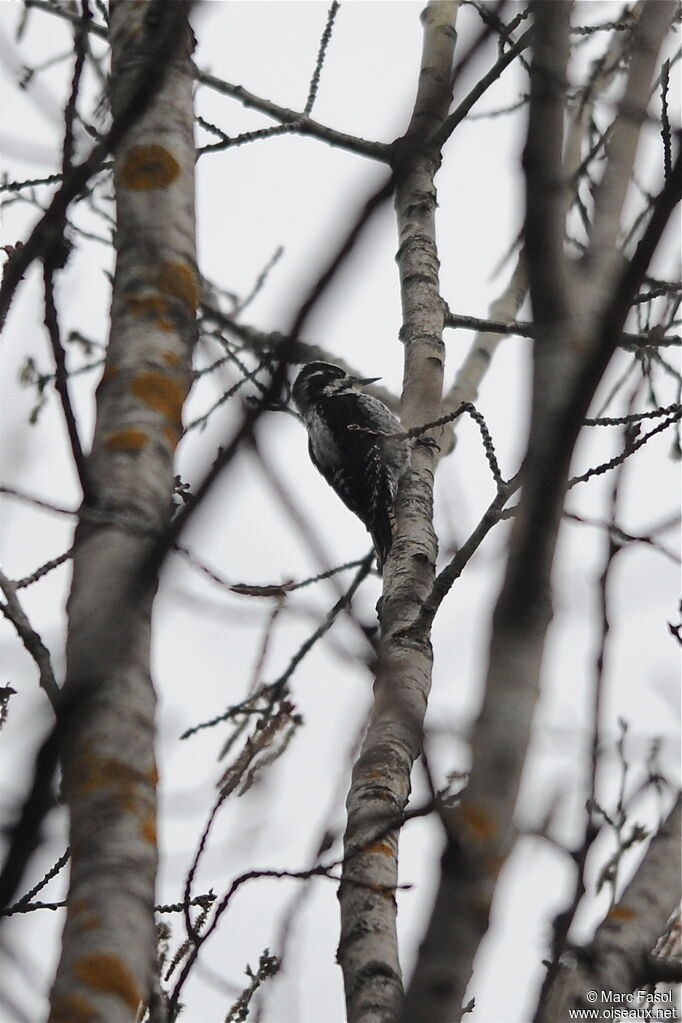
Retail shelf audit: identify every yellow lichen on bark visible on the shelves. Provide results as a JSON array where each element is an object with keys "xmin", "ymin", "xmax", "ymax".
[
  {"xmin": 120, "ymin": 144, "xmax": 180, "ymax": 191},
  {"xmin": 607, "ymin": 904, "xmax": 636, "ymax": 922},
  {"xmin": 70, "ymin": 896, "xmax": 100, "ymax": 932},
  {"xmin": 75, "ymin": 913, "xmax": 102, "ymax": 932},
  {"xmin": 162, "ymin": 424, "xmax": 180, "ymax": 449},
  {"xmin": 72, "ymin": 746, "xmax": 150, "ymax": 813},
  {"xmin": 162, "ymin": 350, "xmax": 180, "ymax": 367},
  {"xmin": 130, "ymin": 371, "xmax": 184, "ymax": 427},
  {"xmin": 104, "ymin": 428, "xmax": 149, "ymax": 452},
  {"xmin": 365, "ymin": 841, "xmax": 394, "ymax": 856},
  {"xmin": 157, "ymin": 260, "xmax": 200, "ymax": 312},
  {"xmin": 126, "ymin": 294, "xmax": 173, "ymax": 332},
  {"xmin": 369, "ymin": 883, "xmax": 397, "ymax": 899},
  {"xmin": 140, "ymin": 811, "xmax": 157, "ymax": 846},
  {"xmin": 73, "ymin": 953, "xmax": 142, "ymax": 1011},
  {"xmin": 49, "ymin": 993, "xmax": 97, "ymax": 1023},
  {"xmin": 125, "ymin": 263, "xmax": 198, "ymax": 331}
]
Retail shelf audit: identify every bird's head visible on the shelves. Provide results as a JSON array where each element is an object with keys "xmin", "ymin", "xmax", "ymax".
[{"xmin": 292, "ymin": 362, "xmax": 380, "ymax": 416}]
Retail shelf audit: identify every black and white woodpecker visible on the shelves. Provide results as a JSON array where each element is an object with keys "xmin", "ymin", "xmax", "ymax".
[{"xmin": 292, "ymin": 362, "xmax": 411, "ymax": 572}]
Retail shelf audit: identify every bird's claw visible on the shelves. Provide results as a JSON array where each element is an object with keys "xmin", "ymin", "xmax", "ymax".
[{"xmin": 416, "ymin": 436, "xmax": 441, "ymax": 452}]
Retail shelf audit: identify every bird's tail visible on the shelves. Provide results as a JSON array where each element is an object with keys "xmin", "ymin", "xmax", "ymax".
[
  {"xmin": 365, "ymin": 443, "xmax": 396, "ymax": 573},
  {"xmin": 370, "ymin": 508, "xmax": 395, "ymax": 574}
]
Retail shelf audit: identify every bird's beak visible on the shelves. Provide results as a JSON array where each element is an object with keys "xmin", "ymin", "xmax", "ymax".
[{"xmin": 352, "ymin": 376, "xmax": 381, "ymax": 386}]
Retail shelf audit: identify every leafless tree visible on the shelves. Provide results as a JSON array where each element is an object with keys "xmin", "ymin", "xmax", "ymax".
[{"xmin": 0, "ymin": 2, "xmax": 680, "ymax": 1022}]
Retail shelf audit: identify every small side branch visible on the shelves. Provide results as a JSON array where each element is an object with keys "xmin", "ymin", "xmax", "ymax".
[
  {"xmin": 42, "ymin": 264, "xmax": 91, "ymax": 499},
  {"xmin": 0, "ymin": 568, "xmax": 60, "ymax": 710}
]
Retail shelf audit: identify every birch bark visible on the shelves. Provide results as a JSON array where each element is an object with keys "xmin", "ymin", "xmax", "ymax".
[
  {"xmin": 337, "ymin": 5, "xmax": 459, "ymax": 1023},
  {"xmin": 48, "ymin": 4, "xmax": 197, "ymax": 1021}
]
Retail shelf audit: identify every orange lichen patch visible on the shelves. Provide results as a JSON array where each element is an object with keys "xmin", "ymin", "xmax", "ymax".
[
  {"xmin": 101, "ymin": 364, "xmax": 119, "ymax": 383},
  {"xmin": 73, "ymin": 747, "xmax": 148, "ymax": 813},
  {"xmin": 607, "ymin": 904, "xmax": 636, "ymax": 922},
  {"xmin": 49, "ymin": 993, "xmax": 97, "ymax": 1023},
  {"xmin": 74, "ymin": 953, "xmax": 141, "ymax": 1011},
  {"xmin": 70, "ymin": 898, "xmax": 90, "ymax": 916},
  {"xmin": 458, "ymin": 802, "xmax": 496, "ymax": 843},
  {"xmin": 120, "ymin": 144, "xmax": 180, "ymax": 191},
  {"xmin": 126, "ymin": 294, "xmax": 173, "ymax": 332},
  {"xmin": 75, "ymin": 912, "xmax": 102, "ymax": 932},
  {"xmin": 162, "ymin": 350, "xmax": 180, "ymax": 367},
  {"xmin": 104, "ymin": 428, "xmax": 149, "ymax": 452},
  {"xmin": 140, "ymin": 811, "xmax": 157, "ymax": 846},
  {"xmin": 148, "ymin": 763, "xmax": 160, "ymax": 786},
  {"xmin": 157, "ymin": 261, "xmax": 200, "ymax": 312},
  {"xmin": 368, "ymin": 770, "xmax": 383, "ymax": 779},
  {"xmin": 131, "ymin": 372, "xmax": 184, "ymax": 427},
  {"xmin": 369, "ymin": 883, "xmax": 397, "ymax": 898},
  {"xmin": 162, "ymin": 424, "xmax": 180, "ymax": 449},
  {"xmin": 365, "ymin": 841, "xmax": 393, "ymax": 857}
]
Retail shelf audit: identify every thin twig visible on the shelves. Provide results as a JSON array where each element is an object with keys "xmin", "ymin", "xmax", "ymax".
[
  {"xmin": 305, "ymin": 1, "xmax": 340, "ymax": 115},
  {"xmin": 42, "ymin": 264, "xmax": 91, "ymax": 499},
  {"xmin": 0, "ymin": 569, "xmax": 60, "ymax": 710},
  {"xmin": 444, "ymin": 309, "xmax": 680, "ymax": 348},
  {"xmin": 659, "ymin": 59, "xmax": 672, "ymax": 184},
  {"xmin": 568, "ymin": 409, "xmax": 682, "ymax": 488},
  {"xmin": 14, "ymin": 550, "xmax": 73, "ymax": 590}
]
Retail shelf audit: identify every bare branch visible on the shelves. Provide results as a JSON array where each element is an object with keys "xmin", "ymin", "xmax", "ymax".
[
  {"xmin": 443, "ymin": 308, "xmax": 680, "ymax": 349},
  {"xmin": 434, "ymin": 25, "xmax": 534, "ymax": 148},
  {"xmin": 198, "ymin": 72, "xmax": 390, "ymax": 162},
  {"xmin": 0, "ymin": 568, "xmax": 60, "ymax": 710},
  {"xmin": 522, "ymin": 2, "xmax": 572, "ymax": 328},
  {"xmin": 42, "ymin": 264, "xmax": 91, "ymax": 499},
  {"xmin": 304, "ymin": 1, "xmax": 340, "ymax": 115},
  {"xmin": 0, "ymin": 848, "xmax": 71, "ymax": 918}
]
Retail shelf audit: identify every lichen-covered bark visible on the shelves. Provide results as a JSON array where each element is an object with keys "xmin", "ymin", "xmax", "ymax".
[
  {"xmin": 48, "ymin": 4, "xmax": 196, "ymax": 1021},
  {"xmin": 337, "ymin": 5, "xmax": 459, "ymax": 1023}
]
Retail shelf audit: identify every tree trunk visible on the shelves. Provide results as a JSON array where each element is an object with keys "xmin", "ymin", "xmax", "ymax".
[{"xmin": 49, "ymin": 4, "xmax": 197, "ymax": 1021}]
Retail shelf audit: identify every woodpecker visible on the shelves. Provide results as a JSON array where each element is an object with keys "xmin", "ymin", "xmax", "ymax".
[{"xmin": 292, "ymin": 362, "xmax": 410, "ymax": 571}]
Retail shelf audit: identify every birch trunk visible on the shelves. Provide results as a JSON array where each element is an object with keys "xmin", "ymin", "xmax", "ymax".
[
  {"xmin": 48, "ymin": 4, "xmax": 197, "ymax": 1021},
  {"xmin": 337, "ymin": 5, "xmax": 459, "ymax": 1023}
]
